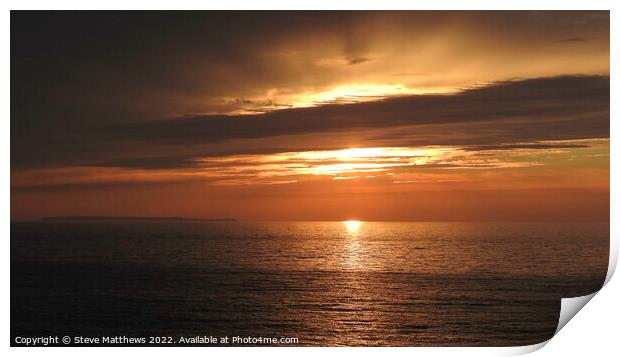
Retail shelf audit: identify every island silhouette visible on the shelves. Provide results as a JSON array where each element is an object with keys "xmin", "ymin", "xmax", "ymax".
[{"xmin": 41, "ymin": 216, "xmax": 237, "ymax": 222}]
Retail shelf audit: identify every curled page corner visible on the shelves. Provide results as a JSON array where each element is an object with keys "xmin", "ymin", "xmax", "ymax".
[
  {"xmin": 550, "ymin": 235, "xmax": 617, "ymax": 337},
  {"xmin": 555, "ymin": 292, "xmax": 597, "ymax": 334},
  {"xmin": 504, "ymin": 291, "xmax": 600, "ymax": 355},
  {"xmin": 554, "ymin": 221, "xmax": 618, "ymax": 331},
  {"xmin": 507, "ymin": 234, "xmax": 617, "ymax": 355}
]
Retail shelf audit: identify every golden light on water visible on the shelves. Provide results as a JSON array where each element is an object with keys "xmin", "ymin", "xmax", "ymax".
[{"xmin": 343, "ymin": 220, "xmax": 363, "ymax": 234}]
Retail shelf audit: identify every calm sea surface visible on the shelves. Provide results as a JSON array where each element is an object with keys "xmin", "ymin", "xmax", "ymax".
[{"xmin": 11, "ymin": 221, "xmax": 609, "ymax": 346}]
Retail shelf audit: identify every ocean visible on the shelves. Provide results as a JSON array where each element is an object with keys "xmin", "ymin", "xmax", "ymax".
[{"xmin": 10, "ymin": 221, "xmax": 609, "ymax": 346}]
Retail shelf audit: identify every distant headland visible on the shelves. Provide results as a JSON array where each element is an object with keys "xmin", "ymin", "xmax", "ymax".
[{"xmin": 41, "ymin": 216, "xmax": 237, "ymax": 222}]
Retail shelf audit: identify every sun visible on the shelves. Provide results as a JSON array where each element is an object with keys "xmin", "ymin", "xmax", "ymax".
[{"xmin": 343, "ymin": 220, "xmax": 363, "ymax": 233}]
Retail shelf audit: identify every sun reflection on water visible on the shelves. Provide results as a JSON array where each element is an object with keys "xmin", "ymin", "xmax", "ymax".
[
  {"xmin": 343, "ymin": 220, "xmax": 363, "ymax": 234},
  {"xmin": 342, "ymin": 221, "xmax": 364, "ymax": 271}
]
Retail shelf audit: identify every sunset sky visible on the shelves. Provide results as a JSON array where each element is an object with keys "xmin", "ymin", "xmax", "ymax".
[{"xmin": 11, "ymin": 11, "xmax": 609, "ymax": 221}]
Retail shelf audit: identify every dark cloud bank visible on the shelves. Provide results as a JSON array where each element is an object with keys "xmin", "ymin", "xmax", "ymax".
[{"xmin": 12, "ymin": 75, "xmax": 609, "ymax": 170}]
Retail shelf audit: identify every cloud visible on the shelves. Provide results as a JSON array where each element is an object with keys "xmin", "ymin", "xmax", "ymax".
[
  {"xmin": 347, "ymin": 56, "xmax": 370, "ymax": 65},
  {"xmin": 101, "ymin": 75, "xmax": 608, "ymax": 143},
  {"xmin": 11, "ymin": 138, "xmax": 608, "ymax": 192},
  {"xmin": 11, "ymin": 75, "xmax": 609, "ymax": 171},
  {"xmin": 462, "ymin": 143, "xmax": 590, "ymax": 151}
]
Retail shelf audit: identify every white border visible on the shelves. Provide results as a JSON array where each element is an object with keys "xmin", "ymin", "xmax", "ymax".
[{"xmin": 3, "ymin": 1, "xmax": 617, "ymax": 356}]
